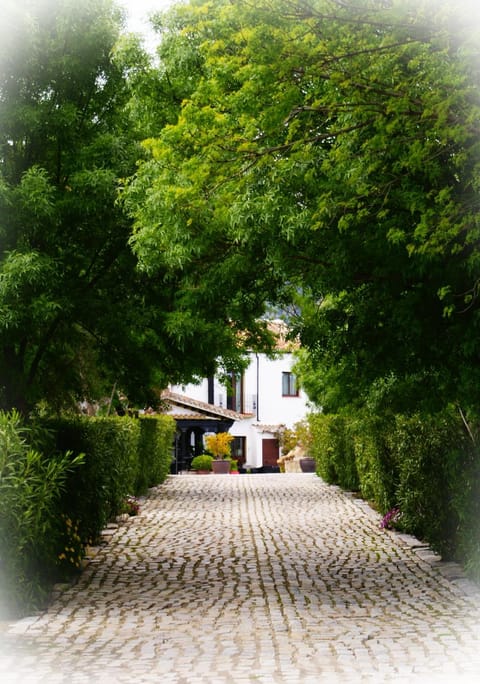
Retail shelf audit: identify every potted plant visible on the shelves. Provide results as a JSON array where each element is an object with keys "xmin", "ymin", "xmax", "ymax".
[
  {"xmin": 204, "ymin": 432, "xmax": 234, "ymax": 474},
  {"xmin": 277, "ymin": 420, "xmax": 316, "ymax": 473},
  {"xmin": 291, "ymin": 420, "xmax": 314, "ymax": 472},
  {"xmin": 190, "ymin": 454, "xmax": 214, "ymax": 474}
]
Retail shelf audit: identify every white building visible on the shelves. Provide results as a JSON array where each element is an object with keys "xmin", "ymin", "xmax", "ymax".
[{"xmin": 161, "ymin": 321, "xmax": 309, "ymax": 472}]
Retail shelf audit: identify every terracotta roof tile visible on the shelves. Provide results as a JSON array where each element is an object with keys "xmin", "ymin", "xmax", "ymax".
[
  {"xmin": 160, "ymin": 390, "xmax": 252, "ymax": 421},
  {"xmin": 254, "ymin": 423, "xmax": 285, "ymax": 433},
  {"xmin": 167, "ymin": 413, "xmax": 218, "ymax": 421},
  {"xmin": 266, "ymin": 320, "xmax": 300, "ymax": 351}
]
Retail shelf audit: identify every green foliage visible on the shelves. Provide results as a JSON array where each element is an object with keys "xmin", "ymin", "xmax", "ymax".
[
  {"xmin": 49, "ymin": 416, "xmax": 140, "ymax": 543},
  {"xmin": 124, "ymin": 0, "xmax": 480, "ymax": 415},
  {"xmin": 190, "ymin": 454, "xmax": 214, "ymax": 471},
  {"xmin": 352, "ymin": 414, "xmax": 398, "ymax": 513},
  {"xmin": 0, "ymin": 411, "xmax": 175, "ymax": 616},
  {"xmin": 136, "ymin": 415, "xmax": 176, "ymax": 494},
  {"xmin": 49, "ymin": 414, "xmax": 175, "ymax": 540},
  {"xmin": 309, "ymin": 413, "xmax": 359, "ymax": 491},
  {"xmin": 309, "ymin": 406, "xmax": 480, "ymax": 577},
  {"xmin": 1, "ymin": 0, "xmax": 230, "ymax": 414},
  {"xmin": 0, "ymin": 411, "xmax": 84, "ymax": 616},
  {"xmin": 391, "ymin": 410, "xmax": 472, "ymax": 560}
]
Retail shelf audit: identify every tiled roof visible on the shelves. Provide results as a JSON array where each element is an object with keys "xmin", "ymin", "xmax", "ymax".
[
  {"xmin": 265, "ymin": 320, "xmax": 300, "ymax": 352},
  {"xmin": 167, "ymin": 413, "xmax": 218, "ymax": 421},
  {"xmin": 160, "ymin": 390, "xmax": 252, "ymax": 421},
  {"xmin": 254, "ymin": 423, "xmax": 286, "ymax": 433}
]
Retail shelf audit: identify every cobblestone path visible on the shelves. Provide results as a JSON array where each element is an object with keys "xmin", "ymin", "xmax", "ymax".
[{"xmin": 1, "ymin": 474, "xmax": 480, "ymax": 683}]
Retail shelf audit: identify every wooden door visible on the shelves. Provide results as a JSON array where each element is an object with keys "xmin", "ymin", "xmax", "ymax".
[{"xmin": 262, "ymin": 438, "xmax": 280, "ymax": 467}]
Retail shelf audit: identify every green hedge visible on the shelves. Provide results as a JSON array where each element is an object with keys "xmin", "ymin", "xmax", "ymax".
[
  {"xmin": 352, "ymin": 414, "xmax": 398, "ymax": 514},
  {"xmin": 51, "ymin": 414, "xmax": 175, "ymax": 543},
  {"xmin": 309, "ymin": 407, "xmax": 480, "ymax": 580},
  {"xmin": 0, "ymin": 411, "xmax": 84, "ymax": 616},
  {"xmin": 309, "ymin": 413, "xmax": 359, "ymax": 491},
  {"xmin": 1, "ymin": 412, "xmax": 175, "ymax": 617},
  {"xmin": 51, "ymin": 416, "xmax": 141, "ymax": 544},
  {"xmin": 136, "ymin": 415, "xmax": 175, "ymax": 494},
  {"xmin": 391, "ymin": 410, "xmax": 477, "ymax": 564}
]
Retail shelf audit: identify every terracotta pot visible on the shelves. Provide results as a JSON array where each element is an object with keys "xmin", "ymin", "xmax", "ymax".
[
  {"xmin": 212, "ymin": 459, "xmax": 231, "ymax": 474},
  {"xmin": 299, "ymin": 457, "xmax": 316, "ymax": 473}
]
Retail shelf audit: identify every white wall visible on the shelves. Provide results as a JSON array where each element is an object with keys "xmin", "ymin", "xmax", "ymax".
[
  {"xmin": 252, "ymin": 353, "xmax": 308, "ymax": 427},
  {"xmin": 171, "ymin": 352, "xmax": 308, "ymax": 426},
  {"xmin": 171, "ymin": 378, "xmax": 209, "ymax": 403},
  {"xmin": 170, "ymin": 351, "xmax": 309, "ymax": 468}
]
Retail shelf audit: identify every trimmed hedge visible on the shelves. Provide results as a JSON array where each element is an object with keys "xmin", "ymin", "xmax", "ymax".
[
  {"xmin": 309, "ymin": 407, "xmax": 480, "ymax": 581},
  {"xmin": 1, "ymin": 413, "xmax": 175, "ymax": 616},
  {"xmin": 51, "ymin": 416, "xmax": 141, "ymax": 544},
  {"xmin": 51, "ymin": 415, "xmax": 175, "ymax": 543},
  {"xmin": 352, "ymin": 414, "xmax": 398, "ymax": 514},
  {"xmin": 136, "ymin": 415, "xmax": 176, "ymax": 494},
  {"xmin": 391, "ymin": 410, "xmax": 478, "ymax": 564},
  {"xmin": 309, "ymin": 413, "xmax": 359, "ymax": 491}
]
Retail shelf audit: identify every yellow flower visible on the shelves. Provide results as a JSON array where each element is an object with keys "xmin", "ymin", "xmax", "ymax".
[{"xmin": 205, "ymin": 432, "xmax": 234, "ymax": 458}]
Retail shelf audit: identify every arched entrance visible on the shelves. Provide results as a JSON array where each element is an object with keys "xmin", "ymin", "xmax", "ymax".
[{"xmin": 172, "ymin": 417, "xmax": 234, "ymax": 473}]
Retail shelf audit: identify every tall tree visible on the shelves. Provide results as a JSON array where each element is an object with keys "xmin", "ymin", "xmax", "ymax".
[
  {"xmin": 0, "ymin": 0, "xmax": 278, "ymax": 412},
  {"xmin": 0, "ymin": 0, "xmax": 136, "ymax": 411},
  {"xmin": 125, "ymin": 0, "xmax": 480, "ymax": 413},
  {"xmin": 0, "ymin": 0, "xmax": 253, "ymax": 414}
]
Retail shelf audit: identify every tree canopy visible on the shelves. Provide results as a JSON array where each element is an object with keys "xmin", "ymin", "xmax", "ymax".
[
  {"xmin": 2, "ymin": 0, "xmax": 479, "ymax": 415},
  {"xmin": 0, "ymin": 0, "xmax": 243, "ymax": 413},
  {"xmin": 124, "ymin": 0, "xmax": 480, "ymax": 413}
]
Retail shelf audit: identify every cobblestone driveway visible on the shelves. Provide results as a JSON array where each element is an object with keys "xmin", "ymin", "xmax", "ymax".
[{"xmin": 1, "ymin": 473, "xmax": 480, "ymax": 683}]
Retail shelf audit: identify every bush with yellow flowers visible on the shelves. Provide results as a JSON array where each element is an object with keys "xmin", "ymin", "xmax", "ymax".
[{"xmin": 204, "ymin": 432, "xmax": 234, "ymax": 460}]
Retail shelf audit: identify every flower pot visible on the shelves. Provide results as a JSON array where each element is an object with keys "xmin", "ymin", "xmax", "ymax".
[
  {"xmin": 212, "ymin": 459, "xmax": 231, "ymax": 474},
  {"xmin": 299, "ymin": 457, "xmax": 316, "ymax": 473}
]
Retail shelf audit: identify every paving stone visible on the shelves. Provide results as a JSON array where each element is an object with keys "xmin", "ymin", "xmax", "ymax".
[{"xmin": 1, "ymin": 473, "xmax": 480, "ymax": 683}]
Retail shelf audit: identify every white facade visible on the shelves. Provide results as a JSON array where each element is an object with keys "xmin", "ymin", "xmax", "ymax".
[{"xmin": 169, "ymin": 347, "xmax": 309, "ymax": 470}]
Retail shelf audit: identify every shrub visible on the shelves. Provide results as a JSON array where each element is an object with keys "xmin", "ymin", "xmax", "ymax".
[
  {"xmin": 48, "ymin": 414, "xmax": 175, "ymax": 540},
  {"xmin": 352, "ymin": 414, "xmax": 398, "ymax": 513},
  {"xmin": 451, "ymin": 428, "xmax": 480, "ymax": 581},
  {"xmin": 306, "ymin": 406, "xmax": 480, "ymax": 579},
  {"xmin": 309, "ymin": 414, "xmax": 338, "ymax": 484},
  {"xmin": 204, "ymin": 432, "xmax": 234, "ymax": 459},
  {"xmin": 391, "ymin": 409, "xmax": 471, "ymax": 560},
  {"xmin": 0, "ymin": 411, "xmax": 84, "ymax": 616},
  {"xmin": 0, "ymin": 412, "xmax": 175, "ymax": 616},
  {"xmin": 49, "ymin": 416, "xmax": 140, "ymax": 544},
  {"xmin": 136, "ymin": 415, "xmax": 175, "ymax": 494},
  {"xmin": 309, "ymin": 413, "xmax": 359, "ymax": 490},
  {"xmin": 191, "ymin": 454, "xmax": 214, "ymax": 471}
]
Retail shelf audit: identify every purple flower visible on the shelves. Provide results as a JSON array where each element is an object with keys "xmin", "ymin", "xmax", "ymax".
[{"xmin": 380, "ymin": 506, "xmax": 401, "ymax": 529}]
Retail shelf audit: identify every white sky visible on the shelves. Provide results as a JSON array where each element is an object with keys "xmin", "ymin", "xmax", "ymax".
[
  {"xmin": 121, "ymin": 0, "xmax": 175, "ymax": 35},
  {"xmin": 120, "ymin": 0, "xmax": 480, "ymax": 54},
  {"xmin": 123, "ymin": 0, "xmax": 480, "ymax": 35},
  {"xmin": 120, "ymin": 0, "xmax": 178, "ymax": 54}
]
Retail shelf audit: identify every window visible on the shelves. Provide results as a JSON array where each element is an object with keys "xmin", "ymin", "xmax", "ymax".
[
  {"xmin": 282, "ymin": 372, "xmax": 298, "ymax": 397},
  {"xmin": 227, "ymin": 372, "xmax": 244, "ymax": 412}
]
